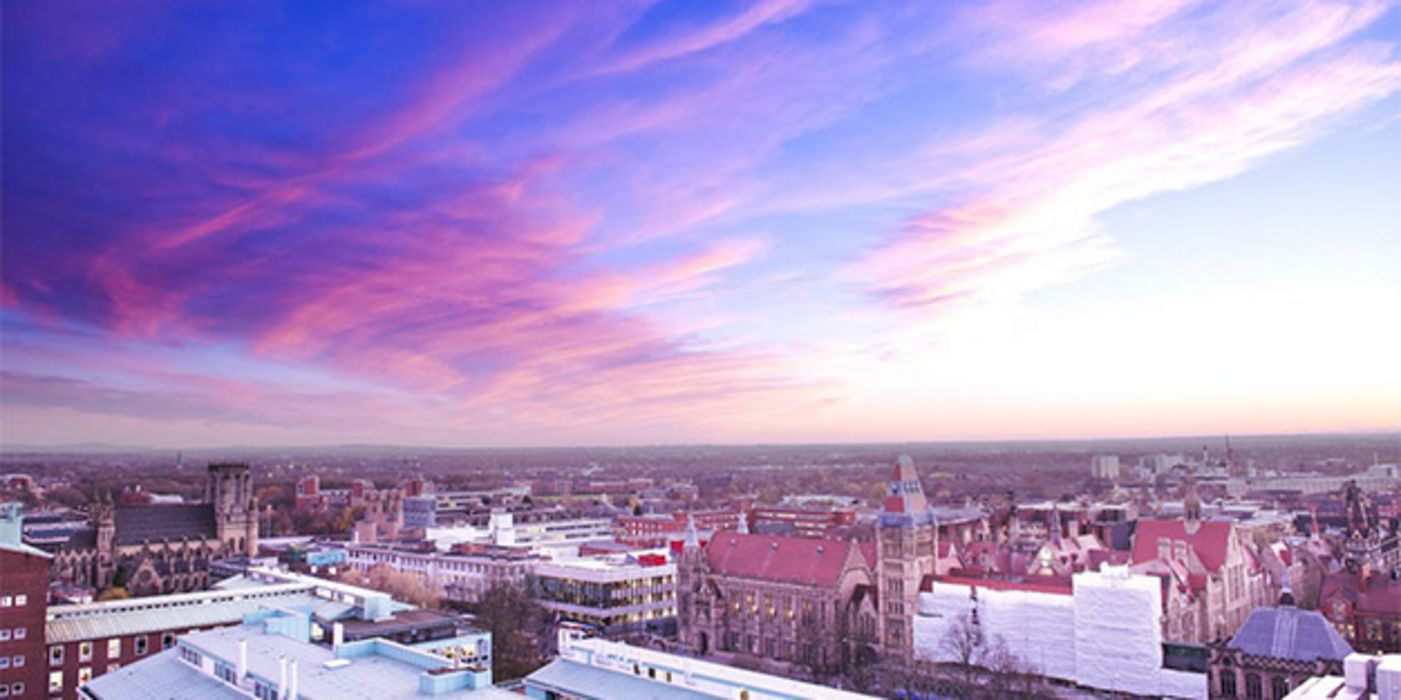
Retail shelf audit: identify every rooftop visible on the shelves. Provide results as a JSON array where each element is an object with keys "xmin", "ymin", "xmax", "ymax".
[
  {"xmin": 84, "ymin": 624, "xmax": 516, "ymax": 700},
  {"xmin": 704, "ymin": 532, "xmax": 873, "ymax": 587},
  {"xmin": 1227, "ymin": 604, "xmax": 1353, "ymax": 662}
]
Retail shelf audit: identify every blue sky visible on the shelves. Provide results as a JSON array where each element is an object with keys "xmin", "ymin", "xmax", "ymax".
[{"xmin": 2, "ymin": 0, "xmax": 1398, "ymax": 447}]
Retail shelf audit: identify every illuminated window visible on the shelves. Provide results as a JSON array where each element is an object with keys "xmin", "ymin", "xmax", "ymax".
[
  {"xmin": 79, "ymin": 642, "xmax": 92, "ymax": 662},
  {"xmin": 107, "ymin": 639, "xmax": 121, "ymax": 659},
  {"xmin": 48, "ymin": 671, "xmax": 63, "ymax": 694},
  {"xmin": 78, "ymin": 667, "xmax": 92, "ymax": 685}
]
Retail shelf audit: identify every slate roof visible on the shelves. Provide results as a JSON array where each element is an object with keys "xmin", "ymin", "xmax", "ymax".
[
  {"xmin": 705, "ymin": 533, "xmax": 869, "ymax": 587},
  {"xmin": 60, "ymin": 526, "xmax": 97, "ymax": 551},
  {"xmin": 114, "ymin": 504, "xmax": 217, "ymax": 545},
  {"xmin": 1227, "ymin": 605, "xmax": 1353, "ymax": 662}
]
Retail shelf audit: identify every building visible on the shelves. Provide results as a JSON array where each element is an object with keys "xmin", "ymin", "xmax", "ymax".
[
  {"xmin": 49, "ymin": 463, "xmax": 259, "ymax": 597},
  {"xmin": 676, "ymin": 515, "xmax": 878, "ymax": 672},
  {"xmin": 1092, "ymin": 455, "xmax": 1122, "ymax": 481},
  {"xmin": 531, "ymin": 553, "xmax": 677, "ymax": 637},
  {"xmin": 1131, "ymin": 474, "xmax": 1277, "ymax": 644},
  {"xmin": 525, "ymin": 626, "xmax": 877, "ymax": 699},
  {"xmin": 80, "ymin": 604, "xmax": 511, "ymax": 700},
  {"xmin": 1, "ymin": 503, "xmax": 50, "ymax": 700},
  {"xmin": 1281, "ymin": 653, "xmax": 1401, "ymax": 699},
  {"xmin": 1207, "ymin": 595, "xmax": 1353, "ymax": 700},
  {"xmin": 42, "ymin": 567, "xmax": 471, "ymax": 700},
  {"xmin": 751, "ymin": 504, "xmax": 856, "ymax": 539},
  {"xmin": 912, "ymin": 565, "xmax": 1207, "ymax": 698},
  {"xmin": 617, "ymin": 508, "xmax": 746, "ymax": 548},
  {"xmin": 1318, "ymin": 571, "xmax": 1401, "ymax": 654},
  {"xmin": 426, "ymin": 512, "xmax": 613, "ymax": 556},
  {"xmin": 875, "ymin": 455, "xmax": 939, "ymax": 657},
  {"xmin": 1227, "ymin": 470, "xmax": 1401, "ymax": 498},
  {"xmin": 344, "ymin": 542, "xmax": 540, "ymax": 605}
]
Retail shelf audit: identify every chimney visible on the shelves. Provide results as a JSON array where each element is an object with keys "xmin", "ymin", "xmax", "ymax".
[
  {"xmin": 278, "ymin": 657, "xmax": 288, "ymax": 699},
  {"xmin": 332, "ymin": 622, "xmax": 344, "ymax": 649},
  {"xmin": 288, "ymin": 660, "xmax": 299, "ymax": 700},
  {"xmin": 237, "ymin": 640, "xmax": 248, "ymax": 682}
]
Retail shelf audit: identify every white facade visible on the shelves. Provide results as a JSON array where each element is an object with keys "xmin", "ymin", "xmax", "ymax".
[
  {"xmin": 1091, "ymin": 455, "xmax": 1121, "ymax": 480},
  {"xmin": 344, "ymin": 543, "xmax": 539, "ymax": 604},
  {"xmin": 532, "ymin": 555, "xmax": 677, "ymax": 631},
  {"xmin": 912, "ymin": 567, "xmax": 1207, "ymax": 699},
  {"xmin": 531, "ymin": 628, "xmax": 877, "ymax": 699},
  {"xmin": 426, "ymin": 513, "xmax": 613, "ymax": 556}
]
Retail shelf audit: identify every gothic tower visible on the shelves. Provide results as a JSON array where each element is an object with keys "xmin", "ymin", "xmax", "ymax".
[
  {"xmin": 875, "ymin": 455, "xmax": 938, "ymax": 658},
  {"xmin": 207, "ymin": 463, "xmax": 258, "ymax": 557},
  {"xmin": 677, "ymin": 515, "xmax": 709, "ymax": 654}
]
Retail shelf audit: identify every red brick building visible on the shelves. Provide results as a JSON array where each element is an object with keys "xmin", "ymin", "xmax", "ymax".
[
  {"xmin": 618, "ymin": 507, "xmax": 748, "ymax": 546},
  {"xmin": 1319, "ymin": 570, "xmax": 1401, "ymax": 653},
  {"xmin": 1, "ymin": 503, "xmax": 51, "ymax": 700},
  {"xmin": 752, "ymin": 504, "xmax": 856, "ymax": 538}
]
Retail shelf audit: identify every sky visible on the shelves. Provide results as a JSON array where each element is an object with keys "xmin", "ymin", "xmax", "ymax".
[{"xmin": 2, "ymin": 0, "xmax": 1399, "ymax": 449}]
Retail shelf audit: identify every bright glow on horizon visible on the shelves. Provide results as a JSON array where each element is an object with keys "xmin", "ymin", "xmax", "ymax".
[{"xmin": 2, "ymin": 0, "xmax": 1399, "ymax": 448}]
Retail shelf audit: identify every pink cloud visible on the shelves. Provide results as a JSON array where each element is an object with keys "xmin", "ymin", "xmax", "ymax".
[{"xmin": 855, "ymin": 0, "xmax": 1401, "ymax": 315}]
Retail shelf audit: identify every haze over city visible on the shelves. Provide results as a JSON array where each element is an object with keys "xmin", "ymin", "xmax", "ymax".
[{"xmin": 3, "ymin": 1, "xmax": 1398, "ymax": 449}]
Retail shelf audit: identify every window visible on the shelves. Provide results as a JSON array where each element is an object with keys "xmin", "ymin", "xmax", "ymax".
[
  {"xmin": 0, "ymin": 596, "xmax": 10, "ymax": 607},
  {"xmin": 1219, "ymin": 671, "xmax": 1237, "ymax": 697},
  {"xmin": 0, "ymin": 684, "xmax": 8, "ymax": 697},
  {"xmin": 49, "ymin": 646, "xmax": 63, "ymax": 665},
  {"xmin": 78, "ymin": 667, "xmax": 92, "ymax": 685},
  {"xmin": 13, "ymin": 655, "xmax": 24, "ymax": 667},
  {"xmin": 162, "ymin": 633, "xmax": 175, "ymax": 650},
  {"xmin": 1245, "ymin": 673, "xmax": 1262, "ymax": 699},
  {"xmin": 13, "ymin": 628, "xmax": 24, "ymax": 640},
  {"xmin": 0, "ymin": 658, "xmax": 9, "ymax": 669},
  {"xmin": 10, "ymin": 685, "xmax": 23, "ymax": 697},
  {"xmin": 107, "ymin": 639, "xmax": 121, "ymax": 659},
  {"xmin": 48, "ymin": 671, "xmax": 63, "ymax": 694},
  {"xmin": 79, "ymin": 641, "xmax": 92, "ymax": 662},
  {"xmin": 0, "ymin": 631, "xmax": 9, "ymax": 642},
  {"xmin": 135, "ymin": 637, "xmax": 148, "ymax": 655},
  {"xmin": 14, "ymin": 595, "xmax": 26, "ymax": 607},
  {"xmin": 1272, "ymin": 676, "xmax": 1289, "ymax": 698}
]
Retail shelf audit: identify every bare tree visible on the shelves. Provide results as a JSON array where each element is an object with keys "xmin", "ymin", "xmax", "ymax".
[{"xmin": 337, "ymin": 563, "xmax": 444, "ymax": 609}]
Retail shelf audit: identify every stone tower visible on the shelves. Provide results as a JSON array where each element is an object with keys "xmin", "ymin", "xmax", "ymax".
[
  {"xmin": 677, "ymin": 515, "xmax": 707, "ymax": 653},
  {"xmin": 875, "ymin": 455, "xmax": 938, "ymax": 658},
  {"xmin": 207, "ymin": 463, "xmax": 258, "ymax": 557}
]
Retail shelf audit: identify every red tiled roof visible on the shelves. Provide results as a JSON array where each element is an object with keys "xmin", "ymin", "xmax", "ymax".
[
  {"xmin": 1131, "ymin": 518, "xmax": 1235, "ymax": 572},
  {"xmin": 705, "ymin": 533, "xmax": 867, "ymax": 587},
  {"xmin": 860, "ymin": 540, "xmax": 877, "ymax": 569},
  {"xmin": 1321, "ymin": 571, "xmax": 1401, "ymax": 616}
]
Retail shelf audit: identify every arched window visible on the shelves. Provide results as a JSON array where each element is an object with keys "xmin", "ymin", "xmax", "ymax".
[
  {"xmin": 1271, "ymin": 676, "xmax": 1289, "ymax": 699},
  {"xmin": 1219, "ymin": 670, "xmax": 1237, "ymax": 697},
  {"xmin": 1245, "ymin": 672, "xmax": 1262, "ymax": 699}
]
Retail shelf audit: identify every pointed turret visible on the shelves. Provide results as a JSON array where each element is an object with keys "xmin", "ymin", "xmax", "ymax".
[
  {"xmin": 683, "ymin": 513, "xmax": 700, "ymax": 551},
  {"xmin": 1183, "ymin": 468, "xmax": 1202, "ymax": 523}
]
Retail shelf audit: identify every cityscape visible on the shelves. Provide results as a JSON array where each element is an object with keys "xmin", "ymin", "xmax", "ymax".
[{"xmin": 2, "ymin": 2, "xmax": 1400, "ymax": 700}]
